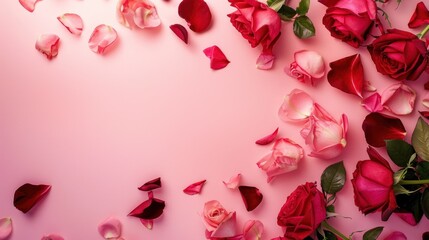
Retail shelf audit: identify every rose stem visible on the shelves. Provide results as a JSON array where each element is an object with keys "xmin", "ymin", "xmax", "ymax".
[
  {"xmin": 399, "ymin": 179, "xmax": 429, "ymax": 185},
  {"xmin": 417, "ymin": 25, "xmax": 429, "ymax": 39},
  {"xmin": 321, "ymin": 221, "xmax": 350, "ymax": 240}
]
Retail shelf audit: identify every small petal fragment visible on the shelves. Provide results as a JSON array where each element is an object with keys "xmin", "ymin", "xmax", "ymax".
[
  {"xmin": 14, "ymin": 183, "xmax": 51, "ymax": 213},
  {"xmin": 128, "ymin": 192, "xmax": 165, "ymax": 220},
  {"xmin": 383, "ymin": 231, "xmax": 407, "ymax": 240},
  {"xmin": 117, "ymin": 0, "xmax": 161, "ymax": 29},
  {"xmin": 223, "ymin": 174, "xmax": 241, "ymax": 189},
  {"xmin": 35, "ymin": 34, "xmax": 60, "ymax": 60},
  {"xmin": 178, "ymin": 0, "xmax": 212, "ymax": 33},
  {"xmin": 243, "ymin": 220, "xmax": 264, "ymax": 240},
  {"xmin": 255, "ymin": 128, "xmax": 278, "ymax": 145},
  {"xmin": 408, "ymin": 2, "xmax": 429, "ymax": 28},
  {"xmin": 381, "ymin": 83, "xmax": 416, "ymax": 115},
  {"xmin": 327, "ymin": 54, "xmax": 364, "ymax": 98},
  {"xmin": 89, "ymin": 25, "xmax": 118, "ymax": 54},
  {"xmin": 238, "ymin": 186, "xmax": 263, "ymax": 211},
  {"xmin": 288, "ymin": 50, "xmax": 325, "ymax": 85},
  {"xmin": 183, "ymin": 180, "xmax": 206, "ymax": 195},
  {"xmin": 203, "ymin": 46, "xmax": 230, "ymax": 70},
  {"xmin": 57, "ymin": 13, "xmax": 83, "ymax": 35},
  {"xmin": 278, "ymin": 89, "xmax": 314, "ymax": 122},
  {"xmin": 19, "ymin": 0, "xmax": 41, "ymax": 12},
  {"xmin": 0, "ymin": 218, "xmax": 12, "ymax": 240},
  {"xmin": 256, "ymin": 53, "xmax": 275, "ymax": 70},
  {"xmin": 138, "ymin": 177, "xmax": 161, "ymax": 191},
  {"xmin": 362, "ymin": 112, "xmax": 406, "ymax": 147},
  {"xmin": 362, "ymin": 92, "xmax": 383, "ymax": 112},
  {"xmin": 140, "ymin": 219, "xmax": 153, "ymax": 230},
  {"xmin": 169, "ymin": 24, "xmax": 188, "ymax": 44},
  {"xmin": 41, "ymin": 234, "xmax": 64, "ymax": 240},
  {"xmin": 98, "ymin": 217, "xmax": 122, "ymax": 239}
]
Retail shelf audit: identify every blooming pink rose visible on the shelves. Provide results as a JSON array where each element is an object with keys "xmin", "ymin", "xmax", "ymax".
[
  {"xmin": 381, "ymin": 83, "xmax": 416, "ymax": 115},
  {"xmin": 117, "ymin": 0, "xmax": 161, "ymax": 29},
  {"xmin": 287, "ymin": 50, "xmax": 325, "ymax": 85},
  {"xmin": 203, "ymin": 200, "xmax": 230, "ymax": 232},
  {"xmin": 257, "ymin": 138, "xmax": 304, "ymax": 183}
]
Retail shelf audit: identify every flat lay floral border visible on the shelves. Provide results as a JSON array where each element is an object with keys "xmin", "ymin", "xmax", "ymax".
[{"xmin": 2, "ymin": 0, "xmax": 429, "ymax": 239}]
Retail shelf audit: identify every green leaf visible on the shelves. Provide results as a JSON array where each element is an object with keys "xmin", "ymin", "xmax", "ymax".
[
  {"xmin": 412, "ymin": 117, "xmax": 429, "ymax": 161},
  {"xmin": 267, "ymin": 0, "xmax": 286, "ymax": 12},
  {"xmin": 326, "ymin": 205, "xmax": 335, "ymax": 213},
  {"xmin": 394, "ymin": 184, "xmax": 420, "ymax": 195},
  {"xmin": 417, "ymin": 161, "xmax": 429, "ymax": 179},
  {"xmin": 321, "ymin": 161, "xmax": 346, "ymax": 195},
  {"xmin": 386, "ymin": 139, "xmax": 415, "ymax": 167},
  {"xmin": 293, "ymin": 15, "xmax": 315, "ymax": 39},
  {"xmin": 393, "ymin": 168, "xmax": 407, "ymax": 185},
  {"xmin": 422, "ymin": 189, "xmax": 429, "ymax": 219},
  {"xmin": 363, "ymin": 226, "xmax": 384, "ymax": 240},
  {"xmin": 296, "ymin": 0, "xmax": 310, "ymax": 16},
  {"xmin": 278, "ymin": 5, "xmax": 297, "ymax": 21}
]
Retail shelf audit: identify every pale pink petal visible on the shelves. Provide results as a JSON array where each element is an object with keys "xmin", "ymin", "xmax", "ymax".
[
  {"xmin": 134, "ymin": 3, "xmax": 161, "ymax": 28},
  {"xmin": 19, "ymin": 0, "xmax": 41, "ymax": 12},
  {"xmin": 243, "ymin": 220, "xmax": 264, "ymax": 240},
  {"xmin": 88, "ymin": 24, "xmax": 118, "ymax": 54},
  {"xmin": 364, "ymin": 80, "xmax": 377, "ymax": 92},
  {"xmin": 291, "ymin": 50, "xmax": 325, "ymax": 85},
  {"xmin": 278, "ymin": 89, "xmax": 314, "ymax": 122},
  {"xmin": 35, "ymin": 34, "xmax": 60, "ymax": 60},
  {"xmin": 140, "ymin": 219, "xmax": 153, "ymax": 230},
  {"xmin": 41, "ymin": 234, "xmax": 64, "ymax": 240},
  {"xmin": 255, "ymin": 128, "xmax": 278, "ymax": 145},
  {"xmin": 223, "ymin": 173, "xmax": 241, "ymax": 189},
  {"xmin": 381, "ymin": 83, "xmax": 416, "ymax": 115},
  {"xmin": 256, "ymin": 53, "xmax": 275, "ymax": 70},
  {"xmin": 57, "ymin": 13, "xmax": 83, "ymax": 35},
  {"xmin": 98, "ymin": 217, "xmax": 122, "ymax": 239},
  {"xmin": 423, "ymin": 92, "xmax": 429, "ymax": 108},
  {"xmin": 183, "ymin": 180, "xmax": 206, "ymax": 195},
  {"xmin": 211, "ymin": 212, "xmax": 239, "ymax": 238},
  {"xmin": 117, "ymin": 0, "xmax": 161, "ymax": 29},
  {"xmin": 362, "ymin": 92, "xmax": 383, "ymax": 112},
  {"xmin": 0, "ymin": 218, "xmax": 12, "ymax": 240}
]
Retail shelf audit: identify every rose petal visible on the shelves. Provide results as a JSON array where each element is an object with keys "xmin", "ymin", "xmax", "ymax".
[
  {"xmin": 41, "ymin": 234, "xmax": 64, "ymax": 240},
  {"xmin": 128, "ymin": 191, "xmax": 165, "ymax": 220},
  {"xmin": 178, "ymin": 0, "xmax": 212, "ymax": 33},
  {"xmin": 183, "ymin": 180, "xmax": 206, "ymax": 195},
  {"xmin": 384, "ymin": 231, "xmax": 407, "ymax": 240},
  {"xmin": 211, "ymin": 212, "xmax": 239, "ymax": 238},
  {"xmin": 238, "ymin": 186, "xmax": 263, "ymax": 211},
  {"xmin": 140, "ymin": 219, "xmax": 153, "ymax": 230},
  {"xmin": 169, "ymin": 24, "xmax": 188, "ymax": 44},
  {"xmin": 88, "ymin": 24, "xmax": 118, "ymax": 54},
  {"xmin": 408, "ymin": 2, "xmax": 429, "ymax": 28},
  {"xmin": 19, "ymin": 0, "xmax": 41, "ymax": 12},
  {"xmin": 117, "ymin": 0, "xmax": 161, "ymax": 29},
  {"xmin": 138, "ymin": 177, "xmax": 161, "ymax": 191},
  {"xmin": 278, "ymin": 89, "xmax": 314, "ymax": 122},
  {"xmin": 362, "ymin": 92, "xmax": 383, "ymax": 112},
  {"xmin": 243, "ymin": 220, "xmax": 264, "ymax": 240},
  {"xmin": 57, "ymin": 13, "xmax": 83, "ymax": 35},
  {"xmin": 381, "ymin": 83, "xmax": 416, "ymax": 115},
  {"xmin": 203, "ymin": 46, "xmax": 230, "ymax": 70},
  {"xmin": 98, "ymin": 217, "xmax": 122, "ymax": 239},
  {"xmin": 0, "ymin": 218, "xmax": 12, "ymax": 240},
  {"xmin": 35, "ymin": 34, "xmax": 60, "ymax": 60},
  {"xmin": 362, "ymin": 112, "xmax": 406, "ymax": 147},
  {"xmin": 420, "ymin": 111, "xmax": 429, "ymax": 120},
  {"xmin": 256, "ymin": 53, "xmax": 275, "ymax": 70},
  {"xmin": 291, "ymin": 50, "xmax": 325, "ymax": 84},
  {"xmin": 14, "ymin": 183, "xmax": 51, "ymax": 213},
  {"xmin": 327, "ymin": 54, "xmax": 364, "ymax": 98},
  {"xmin": 395, "ymin": 211, "xmax": 417, "ymax": 226},
  {"xmin": 223, "ymin": 174, "xmax": 241, "ymax": 190},
  {"xmin": 425, "ymin": 81, "xmax": 429, "ymax": 90},
  {"xmin": 364, "ymin": 80, "xmax": 377, "ymax": 92},
  {"xmin": 423, "ymin": 92, "xmax": 429, "ymax": 108},
  {"xmin": 255, "ymin": 128, "xmax": 279, "ymax": 145},
  {"xmin": 423, "ymin": 232, "xmax": 429, "ymax": 240}
]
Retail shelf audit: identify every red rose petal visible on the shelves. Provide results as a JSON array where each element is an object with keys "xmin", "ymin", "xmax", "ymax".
[
  {"xmin": 140, "ymin": 219, "xmax": 153, "ymax": 230},
  {"xmin": 408, "ymin": 2, "xmax": 429, "ymax": 28},
  {"xmin": 14, "ymin": 183, "xmax": 51, "ymax": 213},
  {"xmin": 178, "ymin": 0, "xmax": 212, "ymax": 33},
  {"xmin": 19, "ymin": 0, "xmax": 41, "ymax": 12},
  {"xmin": 420, "ymin": 111, "xmax": 429, "ymax": 120},
  {"xmin": 255, "ymin": 127, "xmax": 279, "ymax": 145},
  {"xmin": 327, "ymin": 54, "xmax": 364, "ymax": 98},
  {"xmin": 183, "ymin": 180, "xmax": 206, "ymax": 195},
  {"xmin": 57, "ymin": 13, "xmax": 83, "ymax": 35},
  {"xmin": 203, "ymin": 45, "xmax": 230, "ymax": 70},
  {"xmin": 362, "ymin": 112, "xmax": 406, "ymax": 147},
  {"xmin": 88, "ymin": 24, "xmax": 118, "ymax": 54},
  {"xmin": 35, "ymin": 34, "xmax": 60, "ymax": 60},
  {"xmin": 128, "ymin": 192, "xmax": 165, "ymax": 220},
  {"xmin": 169, "ymin": 24, "xmax": 188, "ymax": 44},
  {"xmin": 238, "ymin": 186, "xmax": 263, "ymax": 212},
  {"xmin": 138, "ymin": 177, "xmax": 161, "ymax": 191},
  {"xmin": 425, "ymin": 81, "xmax": 429, "ymax": 90}
]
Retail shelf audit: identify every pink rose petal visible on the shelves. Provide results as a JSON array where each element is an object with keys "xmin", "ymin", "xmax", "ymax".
[
  {"xmin": 19, "ymin": 0, "xmax": 41, "ymax": 12},
  {"xmin": 364, "ymin": 80, "xmax": 377, "ymax": 92},
  {"xmin": 128, "ymin": 191, "xmax": 165, "ymax": 220},
  {"xmin": 328, "ymin": 54, "xmax": 364, "ymax": 98},
  {"xmin": 98, "ymin": 217, "xmax": 122, "ymax": 239},
  {"xmin": 362, "ymin": 112, "xmax": 406, "ymax": 147},
  {"xmin": 362, "ymin": 92, "xmax": 383, "ymax": 112},
  {"xmin": 243, "ymin": 220, "xmax": 264, "ymax": 240},
  {"xmin": 395, "ymin": 211, "xmax": 417, "ymax": 226},
  {"xmin": 57, "ymin": 13, "xmax": 83, "ymax": 35},
  {"xmin": 278, "ymin": 89, "xmax": 314, "ymax": 122},
  {"xmin": 420, "ymin": 111, "xmax": 429, "ymax": 120},
  {"xmin": 183, "ymin": 180, "xmax": 206, "ymax": 195},
  {"xmin": 41, "ymin": 234, "xmax": 64, "ymax": 240},
  {"xmin": 255, "ymin": 128, "xmax": 278, "ymax": 145},
  {"xmin": 117, "ymin": 0, "xmax": 161, "ymax": 29},
  {"xmin": 288, "ymin": 50, "xmax": 325, "ymax": 85},
  {"xmin": 423, "ymin": 92, "xmax": 429, "ymax": 108},
  {"xmin": 203, "ymin": 46, "xmax": 230, "ymax": 70},
  {"xmin": 381, "ymin": 83, "xmax": 416, "ymax": 115},
  {"xmin": 178, "ymin": 0, "xmax": 212, "ymax": 33},
  {"xmin": 35, "ymin": 34, "xmax": 60, "ymax": 60},
  {"xmin": 14, "ymin": 183, "xmax": 51, "ymax": 213},
  {"xmin": 384, "ymin": 231, "xmax": 407, "ymax": 240},
  {"xmin": 223, "ymin": 174, "xmax": 241, "ymax": 190},
  {"xmin": 256, "ymin": 53, "xmax": 275, "ymax": 70},
  {"xmin": 211, "ymin": 212, "xmax": 239, "ymax": 238},
  {"xmin": 138, "ymin": 177, "xmax": 161, "ymax": 191},
  {"xmin": 408, "ymin": 2, "xmax": 429, "ymax": 28},
  {"xmin": 140, "ymin": 219, "xmax": 153, "ymax": 230},
  {"xmin": 169, "ymin": 24, "xmax": 188, "ymax": 44},
  {"xmin": 0, "ymin": 218, "xmax": 12, "ymax": 240},
  {"xmin": 238, "ymin": 186, "xmax": 263, "ymax": 212},
  {"xmin": 88, "ymin": 24, "xmax": 118, "ymax": 54}
]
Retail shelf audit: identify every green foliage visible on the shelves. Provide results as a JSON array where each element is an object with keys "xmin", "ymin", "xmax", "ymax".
[
  {"xmin": 267, "ymin": 0, "xmax": 286, "ymax": 12},
  {"xmin": 386, "ymin": 139, "xmax": 415, "ymax": 167},
  {"xmin": 321, "ymin": 161, "xmax": 346, "ymax": 195},
  {"xmin": 412, "ymin": 117, "xmax": 429, "ymax": 161},
  {"xmin": 296, "ymin": 0, "xmax": 310, "ymax": 15},
  {"xmin": 293, "ymin": 15, "xmax": 315, "ymax": 39},
  {"xmin": 363, "ymin": 227, "xmax": 383, "ymax": 240}
]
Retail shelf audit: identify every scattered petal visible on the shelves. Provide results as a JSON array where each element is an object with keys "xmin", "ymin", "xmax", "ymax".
[
  {"xmin": 138, "ymin": 177, "xmax": 161, "ymax": 191},
  {"xmin": 425, "ymin": 81, "xmax": 429, "ymax": 90},
  {"xmin": 35, "ymin": 34, "xmax": 60, "ymax": 60},
  {"xmin": 238, "ymin": 186, "xmax": 263, "ymax": 211},
  {"xmin": 423, "ymin": 92, "xmax": 429, "ymax": 108},
  {"xmin": 203, "ymin": 46, "xmax": 230, "ymax": 70},
  {"xmin": 223, "ymin": 174, "xmax": 241, "ymax": 190},
  {"xmin": 178, "ymin": 0, "xmax": 212, "ymax": 33},
  {"xmin": 362, "ymin": 112, "xmax": 406, "ymax": 147},
  {"xmin": 57, "ymin": 13, "xmax": 83, "ymax": 35},
  {"xmin": 383, "ymin": 231, "xmax": 407, "ymax": 240},
  {"xmin": 128, "ymin": 191, "xmax": 165, "ymax": 220},
  {"xmin": 0, "ymin": 218, "xmax": 12, "ymax": 240},
  {"xmin": 256, "ymin": 53, "xmax": 275, "ymax": 70},
  {"xmin": 88, "ymin": 24, "xmax": 118, "ymax": 54},
  {"xmin": 169, "ymin": 24, "xmax": 188, "ymax": 44},
  {"xmin": 243, "ymin": 220, "xmax": 264, "ymax": 240},
  {"xmin": 41, "ymin": 234, "xmax": 64, "ymax": 240},
  {"xmin": 19, "ymin": 0, "xmax": 41, "ymax": 12},
  {"xmin": 408, "ymin": 2, "xmax": 429, "ymax": 28},
  {"xmin": 362, "ymin": 92, "xmax": 383, "ymax": 112},
  {"xmin": 327, "ymin": 54, "xmax": 364, "ymax": 98},
  {"xmin": 140, "ymin": 219, "xmax": 153, "ymax": 230},
  {"xmin": 381, "ymin": 83, "xmax": 416, "ymax": 115},
  {"xmin": 183, "ymin": 180, "xmax": 206, "ymax": 195},
  {"xmin": 14, "ymin": 183, "xmax": 51, "ymax": 213},
  {"xmin": 255, "ymin": 128, "xmax": 279, "ymax": 145},
  {"xmin": 278, "ymin": 89, "xmax": 314, "ymax": 122},
  {"xmin": 420, "ymin": 111, "xmax": 429, "ymax": 120},
  {"xmin": 211, "ymin": 212, "xmax": 239, "ymax": 238},
  {"xmin": 117, "ymin": 0, "xmax": 161, "ymax": 29},
  {"xmin": 98, "ymin": 217, "xmax": 122, "ymax": 239},
  {"xmin": 288, "ymin": 50, "xmax": 325, "ymax": 85},
  {"xmin": 395, "ymin": 211, "xmax": 417, "ymax": 226}
]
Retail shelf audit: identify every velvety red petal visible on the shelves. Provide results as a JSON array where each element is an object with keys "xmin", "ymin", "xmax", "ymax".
[
  {"xmin": 327, "ymin": 54, "xmax": 364, "ymax": 98},
  {"xmin": 140, "ymin": 219, "xmax": 153, "ymax": 230},
  {"xmin": 41, "ymin": 234, "xmax": 63, "ymax": 240},
  {"xmin": 57, "ymin": 13, "xmax": 83, "ymax": 35},
  {"xmin": 203, "ymin": 45, "xmax": 230, "ymax": 70},
  {"xmin": 0, "ymin": 218, "xmax": 12, "ymax": 240},
  {"xmin": 238, "ymin": 186, "xmax": 263, "ymax": 212},
  {"xmin": 128, "ymin": 192, "xmax": 165, "ymax": 220},
  {"xmin": 19, "ymin": 0, "xmax": 41, "ymax": 12},
  {"xmin": 169, "ymin": 24, "xmax": 188, "ymax": 44},
  {"xmin": 223, "ymin": 173, "xmax": 241, "ymax": 189},
  {"xmin": 14, "ymin": 183, "xmax": 51, "ymax": 213},
  {"xmin": 178, "ymin": 0, "xmax": 212, "ymax": 33},
  {"xmin": 35, "ymin": 34, "xmax": 60, "ymax": 60},
  {"xmin": 425, "ymin": 81, "xmax": 429, "ymax": 90},
  {"xmin": 255, "ymin": 127, "xmax": 278, "ymax": 145},
  {"xmin": 98, "ymin": 217, "xmax": 122, "ymax": 239},
  {"xmin": 88, "ymin": 24, "xmax": 118, "ymax": 54},
  {"xmin": 362, "ymin": 112, "xmax": 406, "ymax": 147},
  {"xmin": 395, "ymin": 211, "xmax": 417, "ymax": 226},
  {"xmin": 183, "ymin": 180, "xmax": 206, "ymax": 195},
  {"xmin": 408, "ymin": 2, "xmax": 429, "ymax": 28},
  {"xmin": 138, "ymin": 177, "xmax": 161, "ymax": 191}
]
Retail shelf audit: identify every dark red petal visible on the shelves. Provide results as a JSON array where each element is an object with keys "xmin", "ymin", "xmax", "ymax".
[
  {"xmin": 362, "ymin": 112, "xmax": 406, "ymax": 147},
  {"xmin": 327, "ymin": 54, "xmax": 364, "ymax": 98},
  {"xmin": 138, "ymin": 177, "xmax": 161, "ymax": 191},
  {"xmin": 183, "ymin": 180, "xmax": 206, "ymax": 195},
  {"xmin": 203, "ymin": 45, "xmax": 230, "ymax": 70},
  {"xmin": 408, "ymin": 2, "xmax": 429, "ymax": 28},
  {"xmin": 420, "ymin": 111, "xmax": 429, "ymax": 120},
  {"xmin": 178, "ymin": 0, "xmax": 212, "ymax": 33},
  {"xmin": 425, "ymin": 81, "xmax": 429, "ymax": 90},
  {"xmin": 13, "ymin": 183, "xmax": 51, "ymax": 213},
  {"xmin": 169, "ymin": 24, "xmax": 188, "ymax": 44},
  {"xmin": 238, "ymin": 186, "xmax": 263, "ymax": 211},
  {"xmin": 255, "ymin": 127, "xmax": 279, "ymax": 145},
  {"xmin": 128, "ymin": 192, "xmax": 165, "ymax": 220}
]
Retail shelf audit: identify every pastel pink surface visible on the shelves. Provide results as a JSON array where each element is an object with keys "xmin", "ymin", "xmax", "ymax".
[{"xmin": 0, "ymin": 1, "xmax": 428, "ymax": 240}]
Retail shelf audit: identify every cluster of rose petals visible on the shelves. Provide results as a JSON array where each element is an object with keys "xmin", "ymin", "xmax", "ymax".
[
  {"xmin": 35, "ymin": 34, "xmax": 60, "ymax": 60},
  {"xmin": 408, "ymin": 2, "xmax": 429, "ymax": 28},
  {"xmin": 183, "ymin": 180, "xmax": 206, "ymax": 195},
  {"xmin": 223, "ymin": 174, "xmax": 241, "ymax": 190},
  {"xmin": 19, "ymin": 0, "xmax": 41, "ymax": 12},
  {"xmin": 57, "ymin": 13, "xmax": 84, "ymax": 35},
  {"xmin": 381, "ymin": 83, "xmax": 416, "ymax": 115},
  {"xmin": 178, "ymin": 0, "xmax": 212, "ymax": 33},
  {"xmin": 203, "ymin": 46, "xmax": 230, "ymax": 70},
  {"xmin": 14, "ymin": 183, "xmax": 51, "ymax": 213},
  {"xmin": 88, "ymin": 25, "xmax": 118, "ymax": 54},
  {"xmin": 327, "ymin": 54, "xmax": 364, "ymax": 98},
  {"xmin": 362, "ymin": 112, "xmax": 406, "ymax": 147},
  {"xmin": 287, "ymin": 50, "xmax": 325, "ymax": 85},
  {"xmin": 0, "ymin": 218, "xmax": 12, "ymax": 240},
  {"xmin": 117, "ymin": 0, "xmax": 161, "ymax": 29},
  {"xmin": 238, "ymin": 186, "xmax": 263, "ymax": 211}
]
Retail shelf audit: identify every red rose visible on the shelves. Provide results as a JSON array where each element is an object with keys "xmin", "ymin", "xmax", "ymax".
[
  {"xmin": 367, "ymin": 29, "xmax": 429, "ymax": 81},
  {"xmin": 320, "ymin": 0, "xmax": 376, "ymax": 48},
  {"xmin": 227, "ymin": 0, "xmax": 281, "ymax": 69},
  {"xmin": 351, "ymin": 146, "xmax": 397, "ymax": 221},
  {"xmin": 277, "ymin": 182, "xmax": 326, "ymax": 240}
]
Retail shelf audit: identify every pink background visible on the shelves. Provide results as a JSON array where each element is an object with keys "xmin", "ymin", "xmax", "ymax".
[{"xmin": 1, "ymin": 0, "xmax": 428, "ymax": 239}]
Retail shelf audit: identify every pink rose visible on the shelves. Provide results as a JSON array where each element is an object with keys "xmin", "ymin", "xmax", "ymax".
[
  {"xmin": 117, "ymin": 0, "xmax": 161, "ymax": 29},
  {"xmin": 257, "ymin": 138, "xmax": 304, "ymax": 183},
  {"xmin": 203, "ymin": 200, "xmax": 230, "ymax": 232},
  {"xmin": 287, "ymin": 50, "xmax": 326, "ymax": 85}
]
